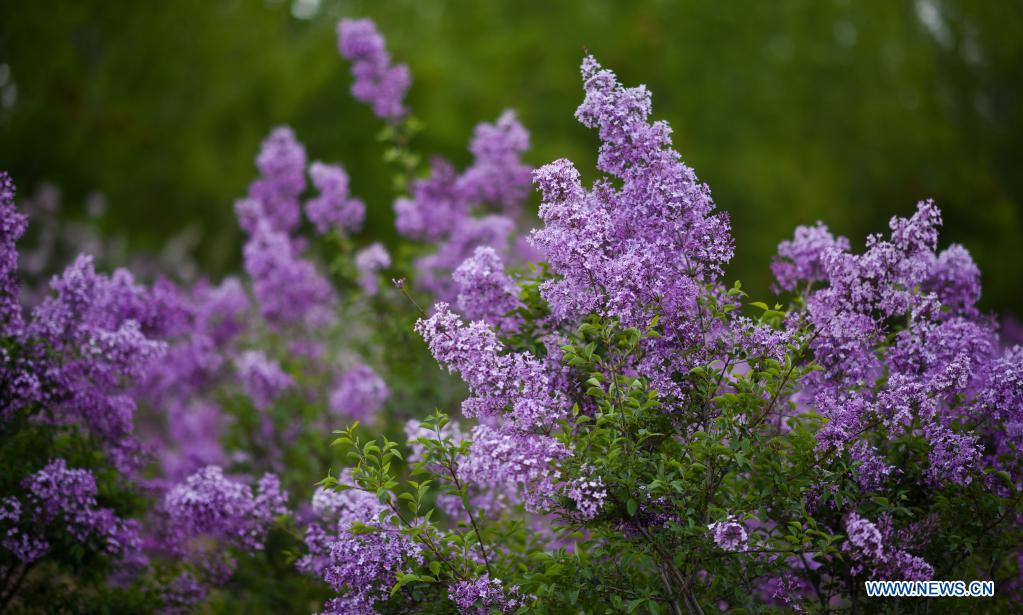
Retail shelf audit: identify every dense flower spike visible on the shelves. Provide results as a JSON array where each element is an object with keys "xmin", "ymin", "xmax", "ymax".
[
  {"xmin": 242, "ymin": 220, "xmax": 335, "ymax": 327},
  {"xmin": 305, "ymin": 161, "xmax": 365, "ymax": 235},
  {"xmin": 5, "ymin": 459, "xmax": 142, "ymax": 561},
  {"xmin": 337, "ymin": 19, "xmax": 410, "ymax": 121},
  {"xmin": 770, "ymin": 222, "xmax": 850, "ymax": 293},
  {"xmin": 448, "ymin": 574, "xmax": 525, "ymax": 614},
  {"xmin": 328, "ymin": 364, "xmax": 389, "ymax": 422},
  {"xmin": 235, "ymin": 350, "xmax": 293, "ymax": 410},
  {"xmin": 530, "ymin": 55, "xmax": 733, "ymax": 398},
  {"xmin": 457, "ymin": 110, "xmax": 533, "ymax": 211},
  {"xmin": 453, "ymin": 246, "xmax": 522, "ymax": 331},
  {"xmin": 25, "ymin": 255, "xmax": 166, "ymax": 471},
  {"xmin": 415, "ymin": 303, "xmax": 564, "ymax": 430},
  {"xmin": 0, "ymin": 171, "xmax": 26, "ymax": 332},
  {"xmin": 241, "ymin": 127, "xmax": 307, "ymax": 235},
  {"xmin": 163, "ymin": 466, "xmax": 287, "ymax": 551},
  {"xmin": 354, "ymin": 242, "xmax": 391, "ymax": 296}
]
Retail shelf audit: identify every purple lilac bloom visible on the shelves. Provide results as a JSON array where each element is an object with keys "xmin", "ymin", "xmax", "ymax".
[
  {"xmin": 842, "ymin": 512, "xmax": 933, "ymax": 581},
  {"xmin": 305, "ymin": 161, "xmax": 365, "ymax": 235},
  {"xmin": 354, "ymin": 242, "xmax": 391, "ymax": 296},
  {"xmin": 456, "ymin": 110, "xmax": 532, "ymax": 212},
  {"xmin": 771, "ymin": 222, "xmax": 850, "ymax": 293},
  {"xmin": 0, "ymin": 171, "xmax": 26, "ymax": 332},
  {"xmin": 337, "ymin": 19, "xmax": 410, "ymax": 121},
  {"xmin": 163, "ymin": 466, "xmax": 287, "ymax": 551},
  {"xmin": 415, "ymin": 303, "xmax": 565, "ymax": 431},
  {"xmin": 296, "ymin": 470, "xmax": 388, "ymax": 578},
  {"xmin": 781, "ymin": 201, "xmax": 1003, "ymax": 488},
  {"xmin": 242, "ymin": 219, "xmax": 336, "ymax": 327},
  {"xmin": 453, "ymin": 246, "xmax": 522, "ymax": 332},
  {"xmin": 565, "ymin": 471, "xmax": 607, "ymax": 520},
  {"xmin": 707, "ymin": 517, "xmax": 749, "ymax": 552},
  {"xmin": 26, "ymin": 255, "xmax": 166, "ymax": 471},
  {"xmin": 235, "ymin": 350, "xmax": 293, "ymax": 410},
  {"xmin": 242, "ymin": 127, "xmax": 307, "ymax": 235},
  {"xmin": 461, "ymin": 425, "xmax": 570, "ymax": 513},
  {"xmin": 328, "ymin": 363, "xmax": 389, "ymax": 422},
  {"xmin": 530, "ymin": 56, "xmax": 733, "ymax": 400},
  {"xmin": 10, "ymin": 459, "xmax": 142, "ymax": 561},
  {"xmin": 448, "ymin": 574, "xmax": 525, "ymax": 614},
  {"xmin": 393, "ymin": 158, "xmax": 465, "ymax": 242}
]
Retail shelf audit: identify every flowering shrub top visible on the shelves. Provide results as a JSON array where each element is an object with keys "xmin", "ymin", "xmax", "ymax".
[{"xmin": 1, "ymin": 14, "xmax": 1020, "ymax": 615}]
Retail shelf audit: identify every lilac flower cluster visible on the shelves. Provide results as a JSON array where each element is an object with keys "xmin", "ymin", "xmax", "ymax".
[
  {"xmin": 707, "ymin": 517, "xmax": 749, "ymax": 552},
  {"xmin": 774, "ymin": 201, "xmax": 1015, "ymax": 487},
  {"xmin": 235, "ymin": 350, "xmax": 293, "ymax": 410},
  {"xmin": 305, "ymin": 161, "xmax": 366, "ymax": 236},
  {"xmin": 453, "ymin": 246, "xmax": 523, "ymax": 332},
  {"xmin": 329, "ymin": 363, "xmax": 389, "ymax": 423},
  {"xmin": 337, "ymin": 19, "xmax": 410, "ymax": 122},
  {"xmin": 2, "ymin": 459, "xmax": 141, "ymax": 564},
  {"xmin": 20, "ymin": 253, "xmax": 167, "ymax": 472},
  {"xmin": 162, "ymin": 466, "xmax": 287, "ymax": 552},
  {"xmin": 354, "ymin": 242, "xmax": 391, "ymax": 296},
  {"xmin": 416, "ymin": 303, "xmax": 564, "ymax": 431},
  {"xmin": 530, "ymin": 56, "xmax": 734, "ymax": 399},
  {"xmin": 393, "ymin": 111, "xmax": 532, "ymax": 301},
  {"xmin": 244, "ymin": 126, "xmax": 306, "ymax": 234},
  {"xmin": 296, "ymin": 471, "xmax": 422, "ymax": 611},
  {"xmin": 448, "ymin": 574, "xmax": 526, "ymax": 614},
  {"xmin": 565, "ymin": 471, "xmax": 608, "ymax": 520},
  {"xmin": 842, "ymin": 513, "xmax": 933, "ymax": 581}
]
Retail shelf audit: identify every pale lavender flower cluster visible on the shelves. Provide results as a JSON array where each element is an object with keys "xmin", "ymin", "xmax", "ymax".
[
  {"xmin": 460, "ymin": 425, "xmax": 570, "ymax": 513},
  {"xmin": 337, "ymin": 19, "xmax": 410, "ymax": 121},
  {"xmin": 448, "ymin": 574, "xmax": 526, "ymax": 614},
  {"xmin": 354, "ymin": 242, "xmax": 391, "ymax": 295},
  {"xmin": 24, "ymin": 254, "xmax": 167, "ymax": 471},
  {"xmin": 295, "ymin": 471, "xmax": 422, "ymax": 612},
  {"xmin": 565, "ymin": 472, "xmax": 608, "ymax": 520},
  {"xmin": 842, "ymin": 512, "xmax": 933, "ymax": 581},
  {"xmin": 530, "ymin": 56, "xmax": 734, "ymax": 399},
  {"xmin": 163, "ymin": 466, "xmax": 287, "ymax": 552},
  {"xmin": 2, "ymin": 459, "xmax": 141, "ymax": 563},
  {"xmin": 297, "ymin": 473, "xmax": 387, "ymax": 578},
  {"xmin": 235, "ymin": 350, "xmax": 293, "ymax": 410},
  {"xmin": 242, "ymin": 219, "xmax": 336, "ymax": 327},
  {"xmin": 394, "ymin": 110, "xmax": 532, "ymax": 301},
  {"xmin": 771, "ymin": 222, "xmax": 850, "ymax": 293},
  {"xmin": 305, "ymin": 161, "xmax": 366, "ymax": 236},
  {"xmin": 774, "ymin": 202, "xmax": 1012, "ymax": 487},
  {"xmin": 453, "ymin": 246, "xmax": 523, "ymax": 332},
  {"xmin": 707, "ymin": 517, "xmax": 749, "ymax": 552},
  {"xmin": 240, "ymin": 127, "xmax": 306, "ymax": 235},
  {"xmin": 0, "ymin": 172, "xmax": 26, "ymax": 331},
  {"xmin": 329, "ymin": 363, "xmax": 389, "ymax": 422}
]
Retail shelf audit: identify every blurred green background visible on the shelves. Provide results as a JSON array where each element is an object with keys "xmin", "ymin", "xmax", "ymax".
[{"xmin": 1, "ymin": 0, "xmax": 1021, "ymax": 316}]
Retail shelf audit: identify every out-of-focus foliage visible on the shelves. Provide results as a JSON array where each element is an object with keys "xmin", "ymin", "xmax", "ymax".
[{"xmin": 1, "ymin": 0, "xmax": 1020, "ymax": 314}]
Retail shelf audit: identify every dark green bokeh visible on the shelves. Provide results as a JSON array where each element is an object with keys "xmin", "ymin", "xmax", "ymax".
[{"xmin": 1, "ymin": 0, "xmax": 1020, "ymax": 315}]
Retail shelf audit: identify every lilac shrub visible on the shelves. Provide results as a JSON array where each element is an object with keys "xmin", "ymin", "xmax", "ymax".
[
  {"xmin": 1, "ymin": 13, "xmax": 1021, "ymax": 615},
  {"xmin": 320, "ymin": 34, "xmax": 1023, "ymax": 615}
]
